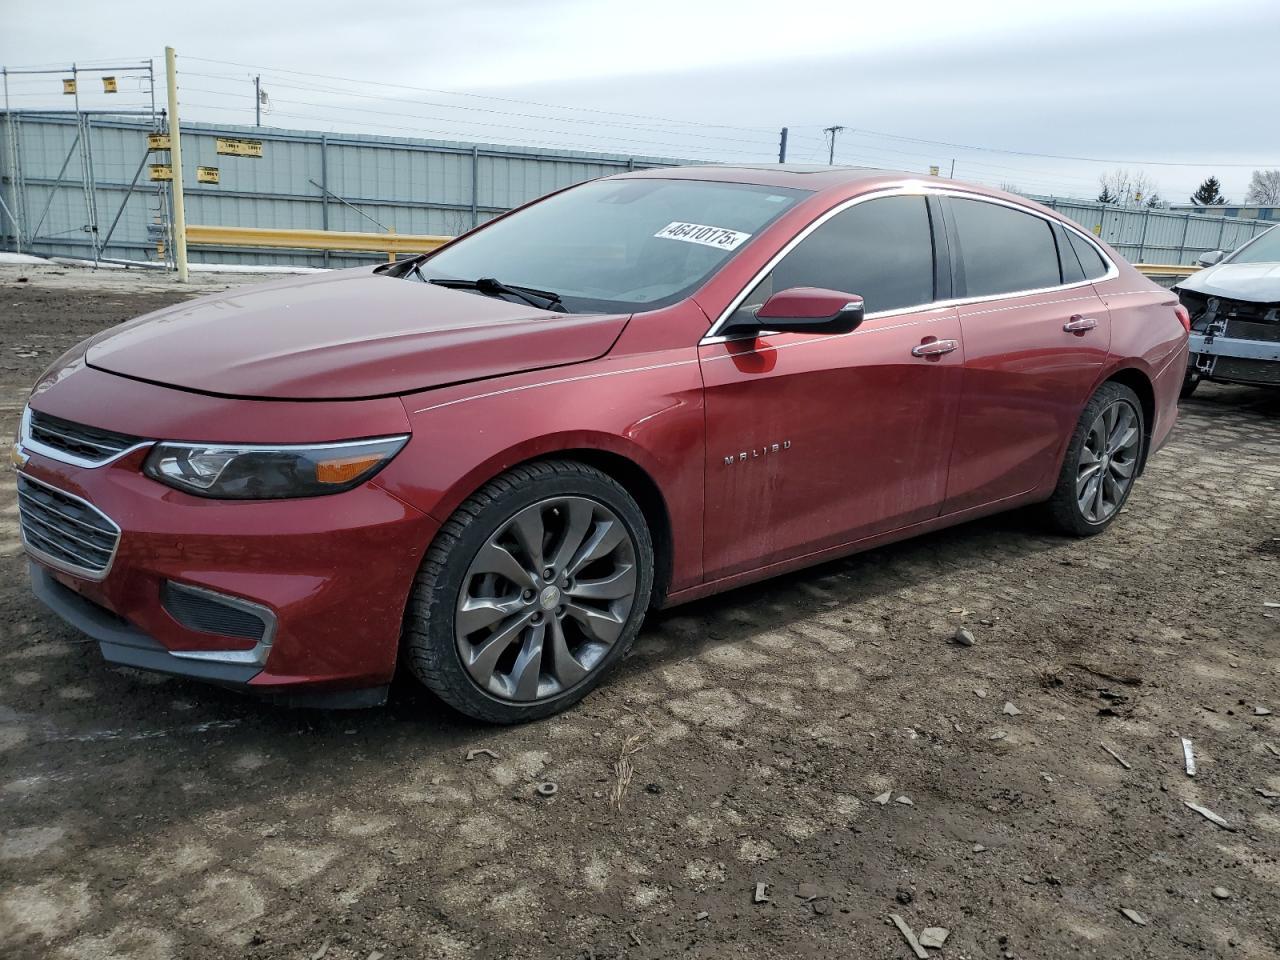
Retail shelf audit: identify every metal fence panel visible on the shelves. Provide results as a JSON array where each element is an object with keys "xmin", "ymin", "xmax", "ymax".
[
  {"xmin": 1037, "ymin": 196, "xmax": 1272, "ymax": 265},
  {"xmin": 0, "ymin": 113, "xmax": 679, "ymax": 267},
  {"xmin": 2, "ymin": 111, "xmax": 1273, "ymax": 269}
]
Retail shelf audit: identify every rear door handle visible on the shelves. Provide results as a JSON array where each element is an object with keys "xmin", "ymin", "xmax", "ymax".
[
  {"xmin": 1063, "ymin": 316, "xmax": 1098, "ymax": 332},
  {"xmin": 911, "ymin": 338, "xmax": 959, "ymax": 358}
]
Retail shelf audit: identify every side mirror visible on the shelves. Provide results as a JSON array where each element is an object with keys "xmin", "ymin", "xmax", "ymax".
[
  {"xmin": 726, "ymin": 287, "xmax": 865, "ymax": 337},
  {"xmin": 1197, "ymin": 250, "xmax": 1225, "ymax": 267}
]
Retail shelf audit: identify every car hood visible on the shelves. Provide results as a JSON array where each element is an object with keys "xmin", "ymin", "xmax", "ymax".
[
  {"xmin": 1177, "ymin": 261, "xmax": 1280, "ymax": 303},
  {"xmin": 84, "ymin": 268, "xmax": 630, "ymax": 400}
]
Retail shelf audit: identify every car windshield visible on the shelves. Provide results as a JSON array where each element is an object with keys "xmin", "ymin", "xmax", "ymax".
[
  {"xmin": 415, "ymin": 178, "xmax": 810, "ymax": 313},
  {"xmin": 1228, "ymin": 224, "xmax": 1280, "ymax": 264}
]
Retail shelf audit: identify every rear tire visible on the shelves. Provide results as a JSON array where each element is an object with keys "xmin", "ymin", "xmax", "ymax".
[
  {"xmin": 402, "ymin": 460, "xmax": 653, "ymax": 724},
  {"xmin": 1043, "ymin": 381, "xmax": 1145, "ymax": 537}
]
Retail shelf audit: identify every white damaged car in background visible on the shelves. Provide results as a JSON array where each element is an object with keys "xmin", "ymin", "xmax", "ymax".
[{"xmin": 1177, "ymin": 224, "xmax": 1280, "ymax": 397}]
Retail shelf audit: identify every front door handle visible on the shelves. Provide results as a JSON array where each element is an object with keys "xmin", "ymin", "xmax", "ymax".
[
  {"xmin": 1063, "ymin": 316, "xmax": 1099, "ymax": 333},
  {"xmin": 911, "ymin": 338, "xmax": 959, "ymax": 358}
]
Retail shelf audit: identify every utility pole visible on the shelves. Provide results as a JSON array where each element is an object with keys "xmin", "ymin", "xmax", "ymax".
[
  {"xmin": 165, "ymin": 46, "xmax": 189, "ymax": 282},
  {"xmin": 254, "ymin": 75, "xmax": 261, "ymax": 126},
  {"xmin": 778, "ymin": 127, "xmax": 788, "ymax": 164},
  {"xmin": 949, "ymin": 158, "xmax": 955, "ymax": 178},
  {"xmin": 823, "ymin": 125, "xmax": 845, "ymax": 165}
]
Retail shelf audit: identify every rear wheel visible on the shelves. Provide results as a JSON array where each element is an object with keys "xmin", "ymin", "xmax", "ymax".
[
  {"xmin": 403, "ymin": 460, "xmax": 653, "ymax": 723},
  {"xmin": 1044, "ymin": 381, "xmax": 1145, "ymax": 537}
]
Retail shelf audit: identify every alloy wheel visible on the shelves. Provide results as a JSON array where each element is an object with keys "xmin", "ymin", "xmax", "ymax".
[
  {"xmin": 454, "ymin": 496, "xmax": 639, "ymax": 702},
  {"xmin": 1076, "ymin": 398, "xmax": 1140, "ymax": 524}
]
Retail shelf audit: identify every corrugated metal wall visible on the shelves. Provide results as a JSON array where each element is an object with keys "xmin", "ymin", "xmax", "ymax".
[
  {"xmin": 1036, "ymin": 197, "xmax": 1272, "ymax": 265},
  {"xmin": 2, "ymin": 111, "xmax": 1272, "ymax": 269},
  {"xmin": 0, "ymin": 113, "xmax": 681, "ymax": 267}
]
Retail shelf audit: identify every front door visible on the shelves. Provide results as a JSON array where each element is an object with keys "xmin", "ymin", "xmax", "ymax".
[{"xmin": 699, "ymin": 193, "xmax": 964, "ymax": 582}]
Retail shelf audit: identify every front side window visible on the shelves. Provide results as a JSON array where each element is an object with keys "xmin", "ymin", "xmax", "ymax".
[
  {"xmin": 730, "ymin": 194, "xmax": 936, "ymax": 324},
  {"xmin": 417, "ymin": 178, "xmax": 809, "ymax": 313},
  {"xmin": 950, "ymin": 198, "xmax": 1061, "ymax": 297}
]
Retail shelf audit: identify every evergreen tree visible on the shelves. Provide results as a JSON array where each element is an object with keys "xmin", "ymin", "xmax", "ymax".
[{"xmin": 1190, "ymin": 177, "xmax": 1227, "ymax": 206}]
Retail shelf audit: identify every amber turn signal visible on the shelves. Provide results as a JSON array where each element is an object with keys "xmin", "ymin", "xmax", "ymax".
[{"xmin": 315, "ymin": 453, "xmax": 388, "ymax": 485}]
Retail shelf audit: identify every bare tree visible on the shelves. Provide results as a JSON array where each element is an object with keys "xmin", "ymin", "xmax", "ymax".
[
  {"xmin": 1097, "ymin": 169, "xmax": 1160, "ymax": 207},
  {"xmin": 1245, "ymin": 169, "xmax": 1280, "ymax": 205}
]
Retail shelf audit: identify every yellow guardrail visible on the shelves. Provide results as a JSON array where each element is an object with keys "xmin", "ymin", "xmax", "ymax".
[
  {"xmin": 1134, "ymin": 263, "xmax": 1199, "ymax": 278},
  {"xmin": 186, "ymin": 225, "xmax": 452, "ymax": 260}
]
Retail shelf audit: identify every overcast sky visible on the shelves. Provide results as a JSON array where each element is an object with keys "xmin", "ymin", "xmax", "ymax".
[{"xmin": 3, "ymin": 0, "xmax": 1277, "ymax": 201}]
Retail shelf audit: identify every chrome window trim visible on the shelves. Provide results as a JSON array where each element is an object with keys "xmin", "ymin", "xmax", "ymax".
[
  {"xmin": 164, "ymin": 581, "xmax": 278, "ymax": 667},
  {"xmin": 17, "ymin": 473, "xmax": 122, "ymax": 582},
  {"xmin": 18, "ymin": 407, "xmax": 154, "ymax": 470},
  {"xmin": 701, "ymin": 183, "xmax": 1119, "ymax": 345}
]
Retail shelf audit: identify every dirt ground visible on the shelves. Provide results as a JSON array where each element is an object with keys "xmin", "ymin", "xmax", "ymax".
[{"xmin": 1, "ymin": 262, "xmax": 1278, "ymax": 960}]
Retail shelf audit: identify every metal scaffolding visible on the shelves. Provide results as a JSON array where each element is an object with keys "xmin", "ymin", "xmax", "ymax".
[{"xmin": 0, "ymin": 61, "xmax": 171, "ymax": 268}]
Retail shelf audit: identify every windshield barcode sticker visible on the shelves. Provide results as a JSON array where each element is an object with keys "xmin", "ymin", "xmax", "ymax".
[{"xmin": 654, "ymin": 222, "xmax": 752, "ymax": 250}]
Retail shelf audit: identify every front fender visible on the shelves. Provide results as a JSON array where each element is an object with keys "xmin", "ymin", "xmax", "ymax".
[{"xmin": 377, "ymin": 350, "xmax": 706, "ymax": 593}]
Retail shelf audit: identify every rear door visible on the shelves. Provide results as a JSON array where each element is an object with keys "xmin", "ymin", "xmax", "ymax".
[
  {"xmin": 940, "ymin": 196, "xmax": 1112, "ymax": 513},
  {"xmin": 699, "ymin": 193, "xmax": 964, "ymax": 581}
]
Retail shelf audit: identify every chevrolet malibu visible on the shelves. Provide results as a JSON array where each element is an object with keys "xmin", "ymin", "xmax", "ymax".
[{"xmin": 12, "ymin": 167, "xmax": 1189, "ymax": 722}]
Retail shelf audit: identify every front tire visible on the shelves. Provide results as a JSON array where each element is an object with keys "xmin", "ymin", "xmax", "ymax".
[
  {"xmin": 1043, "ymin": 381, "xmax": 1145, "ymax": 537},
  {"xmin": 402, "ymin": 460, "xmax": 653, "ymax": 723}
]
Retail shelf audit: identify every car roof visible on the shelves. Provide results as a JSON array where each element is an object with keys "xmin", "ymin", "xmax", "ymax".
[{"xmin": 617, "ymin": 163, "xmax": 935, "ymax": 194}]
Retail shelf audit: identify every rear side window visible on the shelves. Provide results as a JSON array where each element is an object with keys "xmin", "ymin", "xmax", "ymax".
[
  {"xmin": 1067, "ymin": 230, "xmax": 1111, "ymax": 280},
  {"xmin": 950, "ymin": 198, "xmax": 1061, "ymax": 297},
  {"xmin": 734, "ymin": 195, "xmax": 935, "ymax": 320}
]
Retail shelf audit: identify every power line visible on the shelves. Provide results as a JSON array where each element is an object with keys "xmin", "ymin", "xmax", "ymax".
[
  {"xmin": 822, "ymin": 125, "xmax": 1276, "ymax": 169},
  {"xmin": 183, "ymin": 55, "xmax": 791, "ymax": 138},
  {"xmin": 178, "ymin": 89, "xmax": 777, "ymax": 160},
  {"xmin": 182, "ymin": 71, "xmax": 782, "ymax": 150}
]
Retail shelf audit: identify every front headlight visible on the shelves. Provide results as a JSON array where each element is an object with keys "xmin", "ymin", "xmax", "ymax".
[{"xmin": 143, "ymin": 435, "xmax": 409, "ymax": 500}]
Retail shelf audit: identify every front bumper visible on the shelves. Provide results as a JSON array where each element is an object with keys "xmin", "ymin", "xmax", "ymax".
[
  {"xmin": 1188, "ymin": 333, "xmax": 1280, "ymax": 387},
  {"xmin": 17, "ymin": 446, "xmax": 438, "ymax": 706},
  {"xmin": 1188, "ymin": 332, "xmax": 1280, "ymax": 362}
]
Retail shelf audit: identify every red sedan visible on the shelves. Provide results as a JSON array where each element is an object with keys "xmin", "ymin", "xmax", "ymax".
[{"xmin": 13, "ymin": 167, "xmax": 1189, "ymax": 722}]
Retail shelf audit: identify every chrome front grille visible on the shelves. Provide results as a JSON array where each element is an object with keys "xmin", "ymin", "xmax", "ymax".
[
  {"xmin": 17, "ymin": 474, "xmax": 121, "ymax": 579},
  {"xmin": 24, "ymin": 409, "xmax": 144, "ymax": 466}
]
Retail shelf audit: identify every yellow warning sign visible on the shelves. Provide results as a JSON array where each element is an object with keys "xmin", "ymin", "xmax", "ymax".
[
  {"xmin": 216, "ymin": 137, "xmax": 263, "ymax": 158},
  {"xmin": 147, "ymin": 133, "xmax": 171, "ymax": 151},
  {"xmin": 148, "ymin": 164, "xmax": 173, "ymax": 182},
  {"xmin": 929, "ymin": 165, "xmax": 940, "ymax": 177},
  {"xmin": 196, "ymin": 166, "xmax": 220, "ymax": 184},
  {"xmin": 62, "ymin": 79, "xmax": 76, "ymax": 95},
  {"xmin": 102, "ymin": 76, "xmax": 118, "ymax": 93}
]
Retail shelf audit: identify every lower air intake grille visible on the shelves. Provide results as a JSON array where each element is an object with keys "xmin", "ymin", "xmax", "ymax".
[
  {"xmin": 161, "ymin": 582, "xmax": 270, "ymax": 642},
  {"xmin": 17, "ymin": 475, "xmax": 121, "ymax": 578}
]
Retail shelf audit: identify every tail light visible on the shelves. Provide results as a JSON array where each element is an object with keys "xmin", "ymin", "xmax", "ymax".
[{"xmin": 1173, "ymin": 304, "xmax": 1191, "ymax": 333}]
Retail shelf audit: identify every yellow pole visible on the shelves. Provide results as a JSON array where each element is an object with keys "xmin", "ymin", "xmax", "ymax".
[{"xmin": 164, "ymin": 46, "xmax": 189, "ymax": 282}]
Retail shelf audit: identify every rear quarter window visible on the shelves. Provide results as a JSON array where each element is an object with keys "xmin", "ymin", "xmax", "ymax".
[{"xmin": 1066, "ymin": 230, "xmax": 1111, "ymax": 280}]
